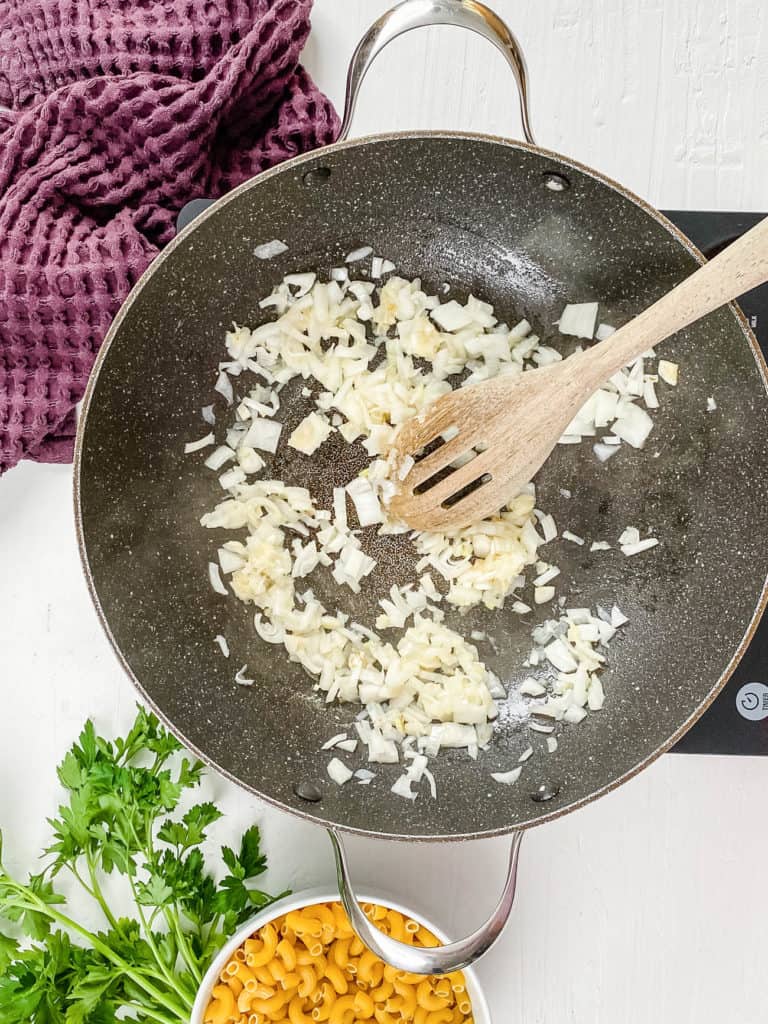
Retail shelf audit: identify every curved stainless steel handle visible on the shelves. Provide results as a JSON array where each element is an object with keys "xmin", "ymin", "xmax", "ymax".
[
  {"xmin": 328, "ymin": 828, "xmax": 523, "ymax": 973},
  {"xmin": 337, "ymin": 0, "xmax": 535, "ymax": 144}
]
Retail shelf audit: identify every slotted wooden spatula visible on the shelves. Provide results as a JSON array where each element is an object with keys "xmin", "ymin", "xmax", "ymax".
[{"xmin": 389, "ymin": 215, "xmax": 768, "ymax": 532}]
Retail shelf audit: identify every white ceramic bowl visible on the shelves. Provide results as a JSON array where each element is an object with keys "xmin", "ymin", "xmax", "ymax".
[{"xmin": 191, "ymin": 886, "xmax": 491, "ymax": 1024}]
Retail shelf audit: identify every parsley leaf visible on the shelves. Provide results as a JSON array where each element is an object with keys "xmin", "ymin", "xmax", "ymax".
[{"xmin": 0, "ymin": 706, "xmax": 286, "ymax": 1024}]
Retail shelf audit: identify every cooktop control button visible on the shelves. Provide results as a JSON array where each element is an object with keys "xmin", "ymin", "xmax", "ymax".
[{"xmin": 735, "ymin": 682, "xmax": 768, "ymax": 721}]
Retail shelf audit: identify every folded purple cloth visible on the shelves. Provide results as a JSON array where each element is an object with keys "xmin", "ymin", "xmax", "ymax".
[{"xmin": 0, "ymin": 0, "xmax": 338, "ymax": 472}]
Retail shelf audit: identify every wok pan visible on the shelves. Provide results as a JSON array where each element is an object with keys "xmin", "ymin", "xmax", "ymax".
[{"xmin": 75, "ymin": 0, "xmax": 768, "ymax": 972}]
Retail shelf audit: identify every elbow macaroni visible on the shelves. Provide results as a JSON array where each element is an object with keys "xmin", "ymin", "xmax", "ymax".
[{"xmin": 204, "ymin": 901, "xmax": 474, "ymax": 1024}]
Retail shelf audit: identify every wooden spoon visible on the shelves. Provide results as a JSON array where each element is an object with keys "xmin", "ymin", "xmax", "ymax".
[{"xmin": 389, "ymin": 215, "xmax": 768, "ymax": 532}]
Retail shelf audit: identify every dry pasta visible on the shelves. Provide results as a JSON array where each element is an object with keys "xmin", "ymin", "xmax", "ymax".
[{"xmin": 203, "ymin": 901, "xmax": 474, "ymax": 1024}]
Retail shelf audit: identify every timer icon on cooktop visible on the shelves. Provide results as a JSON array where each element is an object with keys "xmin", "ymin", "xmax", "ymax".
[{"xmin": 736, "ymin": 683, "xmax": 768, "ymax": 722}]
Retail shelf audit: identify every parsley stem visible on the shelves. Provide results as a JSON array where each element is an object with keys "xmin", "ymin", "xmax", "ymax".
[
  {"xmin": 124, "ymin": 1002, "xmax": 179, "ymax": 1024},
  {"xmin": 128, "ymin": 873, "xmax": 195, "ymax": 1000},
  {"xmin": 3, "ymin": 882, "xmax": 191, "ymax": 1019},
  {"xmin": 84, "ymin": 848, "xmax": 120, "ymax": 931}
]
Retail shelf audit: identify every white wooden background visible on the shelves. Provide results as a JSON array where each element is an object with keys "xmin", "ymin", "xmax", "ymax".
[{"xmin": 2, "ymin": 2, "xmax": 768, "ymax": 1022}]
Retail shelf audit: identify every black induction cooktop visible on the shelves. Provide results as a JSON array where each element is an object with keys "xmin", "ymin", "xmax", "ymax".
[
  {"xmin": 176, "ymin": 203, "xmax": 768, "ymax": 756},
  {"xmin": 663, "ymin": 211, "xmax": 767, "ymax": 755}
]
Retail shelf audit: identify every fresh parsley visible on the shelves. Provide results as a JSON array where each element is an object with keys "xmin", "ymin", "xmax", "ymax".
[{"xmin": 0, "ymin": 706, "xmax": 287, "ymax": 1024}]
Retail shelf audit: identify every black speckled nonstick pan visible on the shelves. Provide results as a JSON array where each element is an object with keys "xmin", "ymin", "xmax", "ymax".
[{"xmin": 75, "ymin": 0, "xmax": 768, "ymax": 972}]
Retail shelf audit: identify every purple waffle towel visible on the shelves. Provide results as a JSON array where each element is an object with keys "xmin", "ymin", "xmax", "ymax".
[{"xmin": 0, "ymin": 0, "xmax": 338, "ymax": 472}]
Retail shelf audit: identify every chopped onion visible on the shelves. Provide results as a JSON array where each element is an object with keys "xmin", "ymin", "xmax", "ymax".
[
  {"xmin": 546, "ymin": 736, "xmax": 558, "ymax": 752},
  {"xmin": 345, "ymin": 245, "xmax": 373, "ymax": 263},
  {"xmin": 234, "ymin": 664, "xmax": 254, "ymax": 686},
  {"xmin": 321, "ymin": 733, "xmax": 348, "ymax": 750},
  {"xmin": 519, "ymin": 677, "xmax": 546, "ymax": 697},
  {"xmin": 214, "ymin": 634, "xmax": 230, "ymax": 658},
  {"xmin": 590, "ymin": 540, "xmax": 611, "ymax": 552},
  {"xmin": 218, "ymin": 547, "xmax": 245, "ymax": 574},
  {"xmin": 208, "ymin": 562, "xmax": 228, "ymax": 595},
  {"xmin": 254, "ymin": 239, "xmax": 288, "ymax": 259},
  {"xmin": 346, "ymin": 477, "xmax": 383, "ymax": 527},
  {"xmin": 595, "ymin": 322, "xmax": 615, "ymax": 341},
  {"xmin": 288, "ymin": 412, "xmax": 332, "ymax": 455},
  {"xmin": 185, "ymin": 433, "xmax": 215, "ymax": 454},
  {"xmin": 658, "ymin": 360, "xmax": 679, "ymax": 385},
  {"xmin": 619, "ymin": 526, "xmax": 640, "ymax": 545},
  {"xmin": 593, "ymin": 442, "xmax": 619, "ymax": 462},
  {"xmin": 518, "ymin": 746, "xmax": 533, "ymax": 763},
  {"xmin": 336, "ymin": 738, "xmax": 358, "ymax": 753},
  {"xmin": 205, "ymin": 445, "xmax": 235, "ymax": 471},
  {"xmin": 242, "ymin": 417, "xmax": 282, "ymax": 453},
  {"xmin": 610, "ymin": 604, "xmax": 629, "ymax": 627},
  {"xmin": 327, "ymin": 758, "xmax": 353, "ymax": 785},
  {"xmin": 491, "ymin": 767, "xmax": 522, "ymax": 785},
  {"xmin": 562, "ymin": 530, "xmax": 584, "ymax": 546},
  {"xmin": 513, "ymin": 601, "xmax": 532, "ymax": 614},
  {"xmin": 534, "ymin": 586, "xmax": 555, "ymax": 604},
  {"xmin": 621, "ymin": 537, "xmax": 659, "ymax": 556},
  {"xmin": 201, "ymin": 404, "xmax": 216, "ymax": 425},
  {"xmin": 534, "ymin": 566, "xmax": 560, "ymax": 586},
  {"xmin": 611, "ymin": 402, "xmax": 653, "ymax": 448},
  {"xmin": 707, "ymin": 396, "xmax": 717, "ymax": 412},
  {"xmin": 215, "ymin": 371, "xmax": 234, "ymax": 404},
  {"xmin": 219, "ymin": 466, "xmax": 246, "ymax": 489},
  {"xmin": 391, "ymin": 774, "xmax": 417, "ymax": 800},
  {"xmin": 558, "ymin": 302, "xmax": 598, "ymax": 339}
]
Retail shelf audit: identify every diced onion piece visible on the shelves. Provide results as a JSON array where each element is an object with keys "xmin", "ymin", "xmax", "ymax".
[
  {"xmin": 491, "ymin": 767, "xmax": 522, "ymax": 785},
  {"xmin": 558, "ymin": 302, "xmax": 598, "ymax": 339},
  {"xmin": 238, "ymin": 446, "xmax": 265, "ymax": 474},
  {"xmin": 534, "ymin": 566, "xmax": 560, "ymax": 586},
  {"xmin": 611, "ymin": 402, "xmax": 653, "ymax": 448},
  {"xmin": 391, "ymin": 774, "xmax": 417, "ymax": 800},
  {"xmin": 327, "ymin": 758, "xmax": 353, "ymax": 785},
  {"xmin": 590, "ymin": 540, "xmax": 611, "ymax": 552},
  {"xmin": 347, "ymin": 477, "xmax": 383, "ymax": 527},
  {"xmin": 593, "ymin": 442, "xmax": 619, "ymax": 462},
  {"xmin": 562, "ymin": 530, "xmax": 584, "ymax": 545},
  {"xmin": 518, "ymin": 746, "xmax": 533, "ymax": 763},
  {"xmin": 219, "ymin": 466, "xmax": 246, "ymax": 489},
  {"xmin": 185, "ymin": 433, "xmax": 215, "ymax": 454},
  {"xmin": 595, "ymin": 322, "xmax": 616, "ymax": 341},
  {"xmin": 336, "ymin": 739, "xmax": 358, "ymax": 753},
  {"xmin": 284, "ymin": 272, "xmax": 316, "ymax": 296},
  {"xmin": 208, "ymin": 562, "xmax": 228, "ymax": 595},
  {"xmin": 529, "ymin": 720, "xmax": 555, "ymax": 734},
  {"xmin": 562, "ymin": 705, "xmax": 586, "ymax": 724},
  {"xmin": 215, "ymin": 371, "xmax": 234, "ymax": 404},
  {"xmin": 321, "ymin": 733, "xmax": 347, "ymax": 750},
  {"xmin": 288, "ymin": 412, "xmax": 332, "ymax": 455},
  {"xmin": 643, "ymin": 379, "xmax": 659, "ymax": 409},
  {"xmin": 214, "ymin": 634, "xmax": 230, "ymax": 658},
  {"xmin": 242, "ymin": 417, "xmax": 282, "ymax": 453},
  {"xmin": 218, "ymin": 547, "xmax": 245, "ymax": 574},
  {"xmin": 621, "ymin": 537, "xmax": 659, "ymax": 556},
  {"xmin": 619, "ymin": 526, "xmax": 640, "ymax": 545},
  {"xmin": 611, "ymin": 604, "xmax": 629, "ymax": 627},
  {"xmin": 519, "ymin": 677, "xmax": 546, "ymax": 697},
  {"xmin": 345, "ymin": 245, "xmax": 373, "ymax": 263},
  {"xmin": 202, "ymin": 404, "xmax": 216, "ymax": 425},
  {"xmin": 205, "ymin": 445, "xmax": 235, "ymax": 470},
  {"xmin": 513, "ymin": 601, "xmax": 532, "ymax": 615},
  {"xmin": 430, "ymin": 300, "xmax": 474, "ymax": 332},
  {"xmin": 538, "ymin": 513, "xmax": 557, "ymax": 542},
  {"xmin": 707, "ymin": 396, "xmax": 717, "ymax": 412},
  {"xmin": 658, "ymin": 360, "xmax": 679, "ymax": 385},
  {"xmin": 546, "ymin": 736, "xmax": 558, "ymax": 753},
  {"xmin": 234, "ymin": 664, "xmax": 254, "ymax": 686},
  {"xmin": 254, "ymin": 239, "xmax": 288, "ymax": 259},
  {"xmin": 534, "ymin": 586, "xmax": 556, "ymax": 604}
]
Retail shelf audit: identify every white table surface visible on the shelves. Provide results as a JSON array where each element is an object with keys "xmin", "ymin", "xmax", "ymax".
[{"xmin": 2, "ymin": 2, "xmax": 768, "ymax": 1021}]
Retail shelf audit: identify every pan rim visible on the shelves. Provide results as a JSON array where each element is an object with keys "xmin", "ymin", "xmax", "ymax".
[{"xmin": 74, "ymin": 130, "xmax": 768, "ymax": 842}]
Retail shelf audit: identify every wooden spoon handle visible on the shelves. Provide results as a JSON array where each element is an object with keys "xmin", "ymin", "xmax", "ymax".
[{"xmin": 581, "ymin": 214, "xmax": 768, "ymax": 387}]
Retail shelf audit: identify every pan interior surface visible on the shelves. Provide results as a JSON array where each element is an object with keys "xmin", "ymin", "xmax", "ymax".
[{"xmin": 77, "ymin": 135, "xmax": 768, "ymax": 840}]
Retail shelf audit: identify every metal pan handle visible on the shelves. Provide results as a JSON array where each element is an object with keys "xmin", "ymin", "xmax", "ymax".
[
  {"xmin": 337, "ymin": 0, "xmax": 535, "ymax": 144},
  {"xmin": 328, "ymin": 828, "xmax": 524, "ymax": 973}
]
